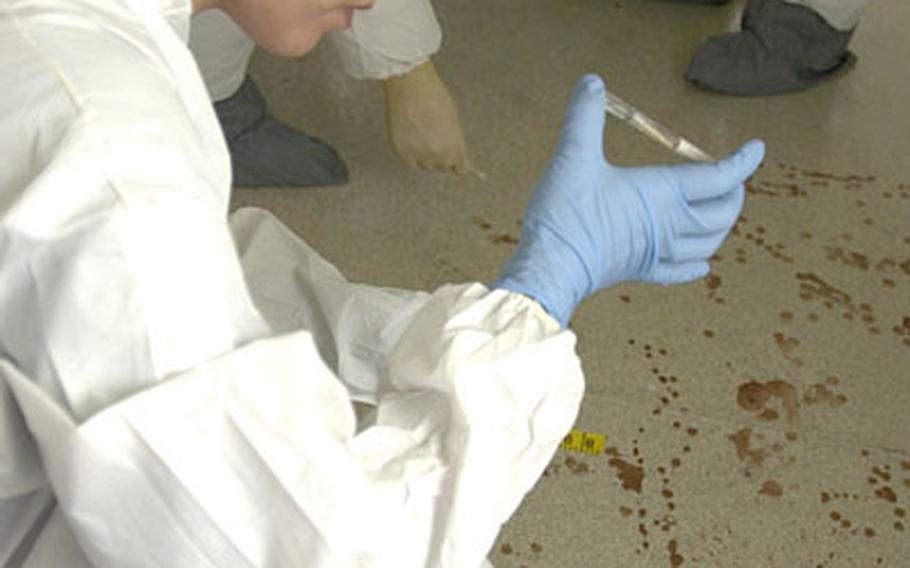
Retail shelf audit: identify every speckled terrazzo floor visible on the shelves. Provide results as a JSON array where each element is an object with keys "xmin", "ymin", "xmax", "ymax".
[{"xmin": 230, "ymin": 0, "xmax": 909, "ymax": 565}]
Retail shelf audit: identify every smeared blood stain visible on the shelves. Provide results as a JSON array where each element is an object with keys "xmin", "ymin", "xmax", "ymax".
[
  {"xmin": 491, "ymin": 234, "xmax": 518, "ymax": 245},
  {"xmin": 736, "ymin": 380, "xmax": 799, "ymax": 425},
  {"xmin": 875, "ymin": 486, "xmax": 897, "ymax": 503},
  {"xmin": 608, "ymin": 458, "xmax": 644, "ymax": 493},
  {"xmin": 729, "ymin": 428, "xmax": 766, "ymax": 465},
  {"xmin": 871, "ymin": 467, "xmax": 891, "ymax": 481},
  {"xmin": 803, "ymin": 383, "xmax": 848, "ymax": 406},
  {"xmin": 668, "ymin": 539, "xmax": 684, "ymax": 567},
  {"xmin": 759, "ymin": 480, "xmax": 783, "ymax": 497},
  {"xmin": 773, "ymin": 332, "xmax": 803, "ymax": 367}
]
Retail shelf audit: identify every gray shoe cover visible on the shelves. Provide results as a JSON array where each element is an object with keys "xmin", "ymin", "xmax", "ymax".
[
  {"xmin": 215, "ymin": 77, "xmax": 348, "ymax": 188},
  {"xmin": 686, "ymin": 0, "xmax": 856, "ymax": 96}
]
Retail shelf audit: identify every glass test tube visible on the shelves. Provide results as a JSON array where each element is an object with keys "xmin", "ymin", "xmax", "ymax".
[{"xmin": 604, "ymin": 91, "xmax": 714, "ymax": 162}]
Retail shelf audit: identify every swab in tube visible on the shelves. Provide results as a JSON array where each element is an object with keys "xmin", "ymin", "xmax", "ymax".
[{"xmin": 604, "ymin": 90, "xmax": 714, "ymax": 162}]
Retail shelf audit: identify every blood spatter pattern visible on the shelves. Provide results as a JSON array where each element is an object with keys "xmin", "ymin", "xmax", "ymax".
[
  {"xmin": 492, "ymin": 164, "xmax": 907, "ymax": 567},
  {"xmin": 472, "ymin": 216, "xmax": 520, "ymax": 247}
]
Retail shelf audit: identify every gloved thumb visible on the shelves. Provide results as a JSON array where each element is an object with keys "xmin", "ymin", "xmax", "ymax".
[{"xmin": 556, "ymin": 74, "xmax": 607, "ymax": 159}]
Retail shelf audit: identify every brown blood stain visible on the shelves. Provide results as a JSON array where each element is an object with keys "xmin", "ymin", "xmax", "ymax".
[
  {"xmin": 821, "ymin": 492, "xmax": 831, "ymax": 503},
  {"xmin": 686, "ymin": 427, "xmax": 699, "ymax": 436},
  {"xmin": 728, "ymin": 428, "xmax": 767, "ymax": 465},
  {"xmin": 864, "ymin": 528, "xmax": 877, "ymax": 538},
  {"xmin": 796, "ymin": 273, "xmax": 883, "ymax": 335},
  {"xmin": 500, "ymin": 543, "xmax": 513, "ymax": 555},
  {"xmin": 773, "ymin": 332, "xmax": 803, "ymax": 367},
  {"xmin": 780, "ymin": 311, "xmax": 794, "ymax": 323},
  {"xmin": 759, "ymin": 408, "xmax": 779, "ymax": 421},
  {"xmin": 759, "ymin": 480, "xmax": 783, "ymax": 497},
  {"xmin": 893, "ymin": 317, "xmax": 910, "ymax": 338},
  {"xmin": 530, "ymin": 543, "xmax": 543, "ymax": 554},
  {"xmin": 705, "ymin": 272, "xmax": 723, "ymax": 301},
  {"xmin": 472, "ymin": 217, "xmax": 492, "ymax": 230},
  {"xmin": 491, "ymin": 234, "xmax": 518, "ymax": 245},
  {"xmin": 619, "ymin": 295, "xmax": 631, "ymax": 303},
  {"xmin": 800, "ymin": 170, "xmax": 875, "ymax": 183},
  {"xmin": 903, "ymin": 460, "xmax": 910, "ymax": 471},
  {"xmin": 872, "ymin": 467, "xmax": 892, "ymax": 482},
  {"xmin": 703, "ymin": 329, "xmax": 715, "ymax": 338},
  {"xmin": 803, "ymin": 382, "xmax": 848, "ymax": 407},
  {"xmin": 896, "ymin": 508, "xmax": 906, "ymax": 518},
  {"xmin": 608, "ymin": 457, "xmax": 644, "ymax": 493},
  {"xmin": 875, "ymin": 486, "xmax": 897, "ymax": 503},
  {"xmin": 797, "ymin": 273, "xmax": 852, "ymax": 306},
  {"xmin": 620, "ymin": 506, "xmax": 634, "ymax": 517},
  {"xmin": 668, "ymin": 539, "xmax": 684, "ymax": 567},
  {"xmin": 736, "ymin": 380, "xmax": 800, "ymax": 426},
  {"xmin": 565, "ymin": 456, "xmax": 590, "ymax": 475},
  {"xmin": 825, "ymin": 246, "xmax": 871, "ymax": 270}
]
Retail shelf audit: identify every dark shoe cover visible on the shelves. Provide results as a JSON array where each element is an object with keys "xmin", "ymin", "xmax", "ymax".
[
  {"xmin": 214, "ymin": 77, "xmax": 348, "ymax": 188},
  {"xmin": 686, "ymin": 0, "xmax": 856, "ymax": 96}
]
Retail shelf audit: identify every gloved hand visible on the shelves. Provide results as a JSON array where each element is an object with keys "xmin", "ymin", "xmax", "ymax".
[
  {"xmin": 382, "ymin": 60, "xmax": 470, "ymax": 174},
  {"xmin": 494, "ymin": 74, "xmax": 765, "ymax": 327}
]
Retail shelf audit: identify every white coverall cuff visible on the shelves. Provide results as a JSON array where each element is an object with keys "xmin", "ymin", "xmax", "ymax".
[{"xmin": 325, "ymin": 0, "xmax": 443, "ymax": 81}]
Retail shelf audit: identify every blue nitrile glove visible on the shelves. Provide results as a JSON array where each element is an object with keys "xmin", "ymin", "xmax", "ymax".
[{"xmin": 494, "ymin": 74, "xmax": 765, "ymax": 327}]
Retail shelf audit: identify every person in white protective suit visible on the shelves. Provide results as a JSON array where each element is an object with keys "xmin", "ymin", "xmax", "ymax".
[
  {"xmin": 0, "ymin": 0, "xmax": 765, "ymax": 566},
  {"xmin": 189, "ymin": 1, "xmax": 469, "ymax": 188},
  {"xmin": 671, "ymin": 0, "xmax": 873, "ymax": 95}
]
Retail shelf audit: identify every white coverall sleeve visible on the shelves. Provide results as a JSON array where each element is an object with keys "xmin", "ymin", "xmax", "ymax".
[
  {"xmin": 325, "ymin": 0, "xmax": 443, "ymax": 80},
  {"xmin": 189, "ymin": 0, "xmax": 442, "ymax": 102},
  {"xmin": 5, "ymin": 279, "xmax": 584, "ymax": 567},
  {"xmin": 1, "ymin": 0, "xmax": 584, "ymax": 566},
  {"xmin": 790, "ymin": 0, "xmax": 871, "ymax": 31}
]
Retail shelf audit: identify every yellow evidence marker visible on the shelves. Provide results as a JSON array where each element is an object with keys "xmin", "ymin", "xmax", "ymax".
[{"xmin": 559, "ymin": 429, "xmax": 607, "ymax": 456}]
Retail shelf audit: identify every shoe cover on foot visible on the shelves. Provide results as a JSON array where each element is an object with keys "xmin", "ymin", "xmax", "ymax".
[
  {"xmin": 686, "ymin": 0, "xmax": 856, "ymax": 96},
  {"xmin": 215, "ymin": 77, "xmax": 349, "ymax": 188}
]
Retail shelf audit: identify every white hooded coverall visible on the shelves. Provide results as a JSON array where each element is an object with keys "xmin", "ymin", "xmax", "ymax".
[
  {"xmin": 189, "ymin": 0, "xmax": 443, "ymax": 102},
  {"xmin": 791, "ymin": 0, "xmax": 871, "ymax": 31},
  {"xmin": 0, "ymin": 0, "xmax": 584, "ymax": 566}
]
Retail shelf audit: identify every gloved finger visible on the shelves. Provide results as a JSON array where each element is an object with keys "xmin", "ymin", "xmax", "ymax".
[
  {"xmin": 674, "ymin": 139, "xmax": 765, "ymax": 202},
  {"xmin": 555, "ymin": 74, "xmax": 607, "ymax": 160},
  {"xmin": 648, "ymin": 260, "xmax": 710, "ymax": 285},
  {"xmin": 663, "ymin": 230, "xmax": 729, "ymax": 263},
  {"xmin": 680, "ymin": 184, "xmax": 745, "ymax": 235}
]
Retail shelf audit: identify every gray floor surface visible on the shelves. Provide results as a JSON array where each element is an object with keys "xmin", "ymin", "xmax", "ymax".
[{"xmin": 232, "ymin": 1, "xmax": 909, "ymax": 565}]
